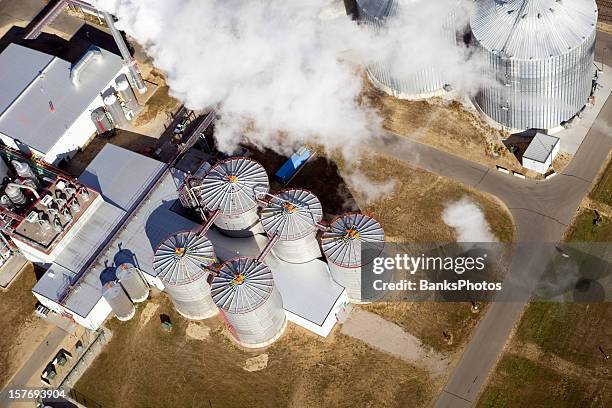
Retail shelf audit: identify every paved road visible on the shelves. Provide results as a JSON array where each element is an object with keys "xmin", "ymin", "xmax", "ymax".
[{"xmin": 372, "ymin": 35, "xmax": 612, "ymax": 407}]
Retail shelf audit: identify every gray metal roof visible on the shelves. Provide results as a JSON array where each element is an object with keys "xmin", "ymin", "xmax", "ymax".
[
  {"xmin": 523, "ymin": 132, "xmax": 560, "ymax": 163},
  {"xmin": 88, "ymin": 170, "xmax": 200, "ymax": 279},
  {"xmin": 153, "ymin": 231, "xmax": 216, "ymax": 285},
  {"xmin": 211, "ymin": 258, "xmax": 275, "ymax": 314},
  {"xmin": 0, "ymin": 44, "xmax": 123, "ymax": 153},
  {"xmin": 260, "ymin": 189, "xmax": 323, "ymax": 241},
  {"xmin": 471, "ymin": 0, "xmax": 598, "ymax": 60},
  {"xmin": 194, "ymin": 157, "xmax": 269, "ymax": 216},
  {"xmin": 321, "ymin": 213, "xmax": 385, "ymax": 268},
  {"xmin": 78, "ymin": 144, "xmax": 166, "ymax": 212}
]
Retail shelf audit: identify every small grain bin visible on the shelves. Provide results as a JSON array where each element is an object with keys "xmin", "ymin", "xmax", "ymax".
[
  {"xmin": 102, "ymin": 280, "xmax": 135, "ymax": 321},
  {"xmin": 103, "ymin": 91, "xmax": 128, "ymax": 127},
  {"xmin": 195, "ymin": 157, "xmax": 269, "ymax": 237},
  {"xmin": 153, "ymin": 231, "xmax": 218, "ymax": 320},
  {"xmin": 260, "ymin": 188, "xmax": 323, "ymax": 263},
  {"xmin": 115, "ymin": 74, "xmax": 139, "ymax": 119},
  {"xmin": 321, "ymin": 213, "xmax": 385, "ymax": 303},
  {"xmin": 211, "ymin": 258, "xmax": 287, "ymax": 348},
  {"xmin": 116, "ymin": 262, "xmax": 149, "ymax": 303}
]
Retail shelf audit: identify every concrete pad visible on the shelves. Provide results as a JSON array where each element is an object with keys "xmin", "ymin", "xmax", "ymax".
[
  {"xmin": 555, "ymin": 63, "xmax": 612, "ymax": 154},
  {"xmin": 0, "ymin": 254, "xmax": 29, "ymax": 289},
  {"xmin": 341, "ymin": 308, "xmax": 450, "ymax": 376}
]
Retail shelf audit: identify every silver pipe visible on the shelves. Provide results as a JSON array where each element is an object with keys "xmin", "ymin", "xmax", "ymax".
[{"xmin": 101, "ymin": 11, "xmax": 147, "ymax": 94}]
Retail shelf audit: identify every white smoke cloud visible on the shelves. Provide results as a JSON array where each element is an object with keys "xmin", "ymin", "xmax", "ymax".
[
  {"xmin": 342, "ymin": 168, "xmax": 396, "ymax": 204},
  {"xmin": 442, "ymin": 197, "xmax": 497, "ymax": 242},
  {"xmin": 95, "ymin": 0, "xmax": 482, "ymax": 155}
]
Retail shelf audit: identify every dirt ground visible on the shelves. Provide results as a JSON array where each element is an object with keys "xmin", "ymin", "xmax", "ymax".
[
  {"xmin": 0, "ymin": 263, "xmax": 52, "ymax": 387},
  {"xmin": 343, "ymin": 154, "xmax": 516, "ymax": 243},
  {"xmin": 74, "ymin": 295, "xmax": 435, "ymax": 408},
  {"xmin": 364, "ymin": 83, "xmax": 522, "ymax": 172}
]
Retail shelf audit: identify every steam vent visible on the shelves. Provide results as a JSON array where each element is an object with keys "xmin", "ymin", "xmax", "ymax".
[
  {"xmin": 153, "ymin": 232, "xmax": 219, "ymax": 320},
  {"xmin": 321, "ymin": 213, "xmax": 385, "ymax": 303},
  {"xmin": 259, "ymin": 188, "xmax": 323, "ymax": 263},
  {"xmin": 470, "ymin": 0, "xmax": 598, "ymax": 131},
  {"xmin": 211, "ymin": 258, "xmax": 287, "ymax": 348},
  {"xmin": 356, "ymin": 0, "xmax": 456, "ymax": 99},
  {"xmin": 196, "ymin": 157, "xmax": 269, "ymax": 237}
]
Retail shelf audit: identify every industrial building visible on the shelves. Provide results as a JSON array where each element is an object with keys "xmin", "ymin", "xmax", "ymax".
[
  {"xmin": 470, "ymin": 0, "xmax": 598, "ymax": 132},
  {"xmin": 521, "ymin": 133, "xmax": 561, "ymax": 174},
  {"xmin": 355, "ymin": 0, "xmax": 457, "ymax": 99},
  {"xmin": 0, "ymin": 43, "xmax": 135, "ymax": 165}
]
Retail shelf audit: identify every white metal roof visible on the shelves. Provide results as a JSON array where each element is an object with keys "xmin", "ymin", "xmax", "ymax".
[
  {"xmin": 260, "ymin": 189, "xmax": 323, "ymax": 240},
  {"xmin": 195, "ymin": 157, "xmax": 269, "ymax": 216},
  {"xmin": 0, "ymin": 44, "xmax": 123, "ymax": 153},
  {"xmin": 523, "ymin": 132, "xmax": 560, "ymax": 163},
  {"xmin": 321, "ymin": 213, "xmax": 385, "ymax": 268},
  {"xmin": 211, "ymin": 258, "xmax": 275, "ymax": 314},
  {"xmin": 78, "ymin": 144, "xmax": 166, "ymax": 212},
  {"xmin": 153, "ymin": 232, "xmax": 216, "ymax": 286},
  {"xmin": 470, "ymin": 0, "xmax": 598, "ymax": 60}
]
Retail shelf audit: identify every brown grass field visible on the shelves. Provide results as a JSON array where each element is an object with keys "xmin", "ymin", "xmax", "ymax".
[{"xmin": 74, "ymin": 295, "xmax": 434, "ymax": 408}]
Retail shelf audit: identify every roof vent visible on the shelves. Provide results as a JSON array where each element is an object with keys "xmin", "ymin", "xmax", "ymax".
[{"xmin": 70, "ymin": 47, "xmax": 103, "ymax": 86}]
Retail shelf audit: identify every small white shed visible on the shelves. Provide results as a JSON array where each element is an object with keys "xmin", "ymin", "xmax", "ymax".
[{"xmin": 522, "ymin": 133, "xmax": 560, "ymax": 174}]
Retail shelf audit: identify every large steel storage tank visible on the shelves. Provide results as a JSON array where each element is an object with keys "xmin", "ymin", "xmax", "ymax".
[
  {"xmin": 195, "ymin": 157, "xmax": 269, "ymax": 237},
  {"xmin": 103, "ymin": 91, "xmax": 128, "ymax": 127},
  {"xmin": 321, "ymin": 213, "xmax": 385, "ymax": 303},
  {"xmin": 260, "ymin": 189, "xmax": 323, "ymax": 263},
  {"xmin": 470, "ymin": 0, "xmax": 598, "ymax": 131},
  {"xmin": 211, "ymin": 258, "xmax": 287, "ymax": 348},
  {"xmin": 153, "ymin": 231, "xmax": 219, "ymax": 320},
  {"xmin": 102, "ymin": 281, "xmax": 135, "ymax": 321},
  {"xmin": 356, "ymin": 0, "xmax": 457, "ymax": 99},
  {"xmin": 116, "ymin": 262, "xmax": 149, "ymax": 303}
]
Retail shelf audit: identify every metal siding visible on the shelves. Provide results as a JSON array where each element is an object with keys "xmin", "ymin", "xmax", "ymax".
[{"xmin": 471, "ymin": 0, "xmax": 597, "ymax": 130}]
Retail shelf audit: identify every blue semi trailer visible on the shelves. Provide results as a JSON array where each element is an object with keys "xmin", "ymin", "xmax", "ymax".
[{"xmin": 275, "ymin": 147, "xmax": 313, "ymax": 185}]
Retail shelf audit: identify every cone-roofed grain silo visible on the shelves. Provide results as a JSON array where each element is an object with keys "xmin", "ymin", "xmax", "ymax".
[
  {"xmin": 470, "ymin": 0, "xmax": 598, "ymax": 131},
  {"xmin": 211, "ymin": 258, "xmax": 287, "ymax": 348},
  {"xmin": 357, "ymin": 0, "xmax": 457, "ymax": 99},
  {"xmin": 102, "ymin": 280, "xmax": 135, "ymax": 321},
  {"xmin": 116, "ymin": 262, "xmax": 149, "ymax": 303},
  {"xmin": 321, "ymin": 213, "xmax": 385, "ymax": 303},
  {"xmin": 260, "ymin": 189, "xmax": 323, "ymax": 263},
  {"xmin": 153, "ymin": 231, "xmax": 219, "ymax": 320},
  {"xmin": 195, "ymin": 157, "xmax": 269, "ymax": 237}
]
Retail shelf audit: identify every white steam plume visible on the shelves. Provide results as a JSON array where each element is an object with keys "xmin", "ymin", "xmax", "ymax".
[
  {"xmin": 95, "ymin": 0, "xmax": 481, "ymax": 155},
  {"xmin": 442, "ymin": 197, "xmax": 497, "ymax": 242}
]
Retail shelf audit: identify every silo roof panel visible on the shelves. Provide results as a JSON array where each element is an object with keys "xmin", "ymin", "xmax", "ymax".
[
  {"xmin": 356, "ymin": 0, "xmax": 396, "ymax": 19},
  {"xmin": 470, "ymin": 0, "xmax": 598, "ymax": 60},
  {"xmin": 211, "ymin": 258, "xmax": 275, "ymax": 314},
  {"xmin": 196, "ymin": 157, "xmax": 269, "ymax": 216},
  {"xmin": 153, "ymin": 231, "xmax": 216, "ymax": 286},
  {"xmin": 260, "ymin": 189, "xmax": 323, "ymax": 240},
  {"xmin": 321, "ymin": 213, "xmax": 385, "ymax": 268}
]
